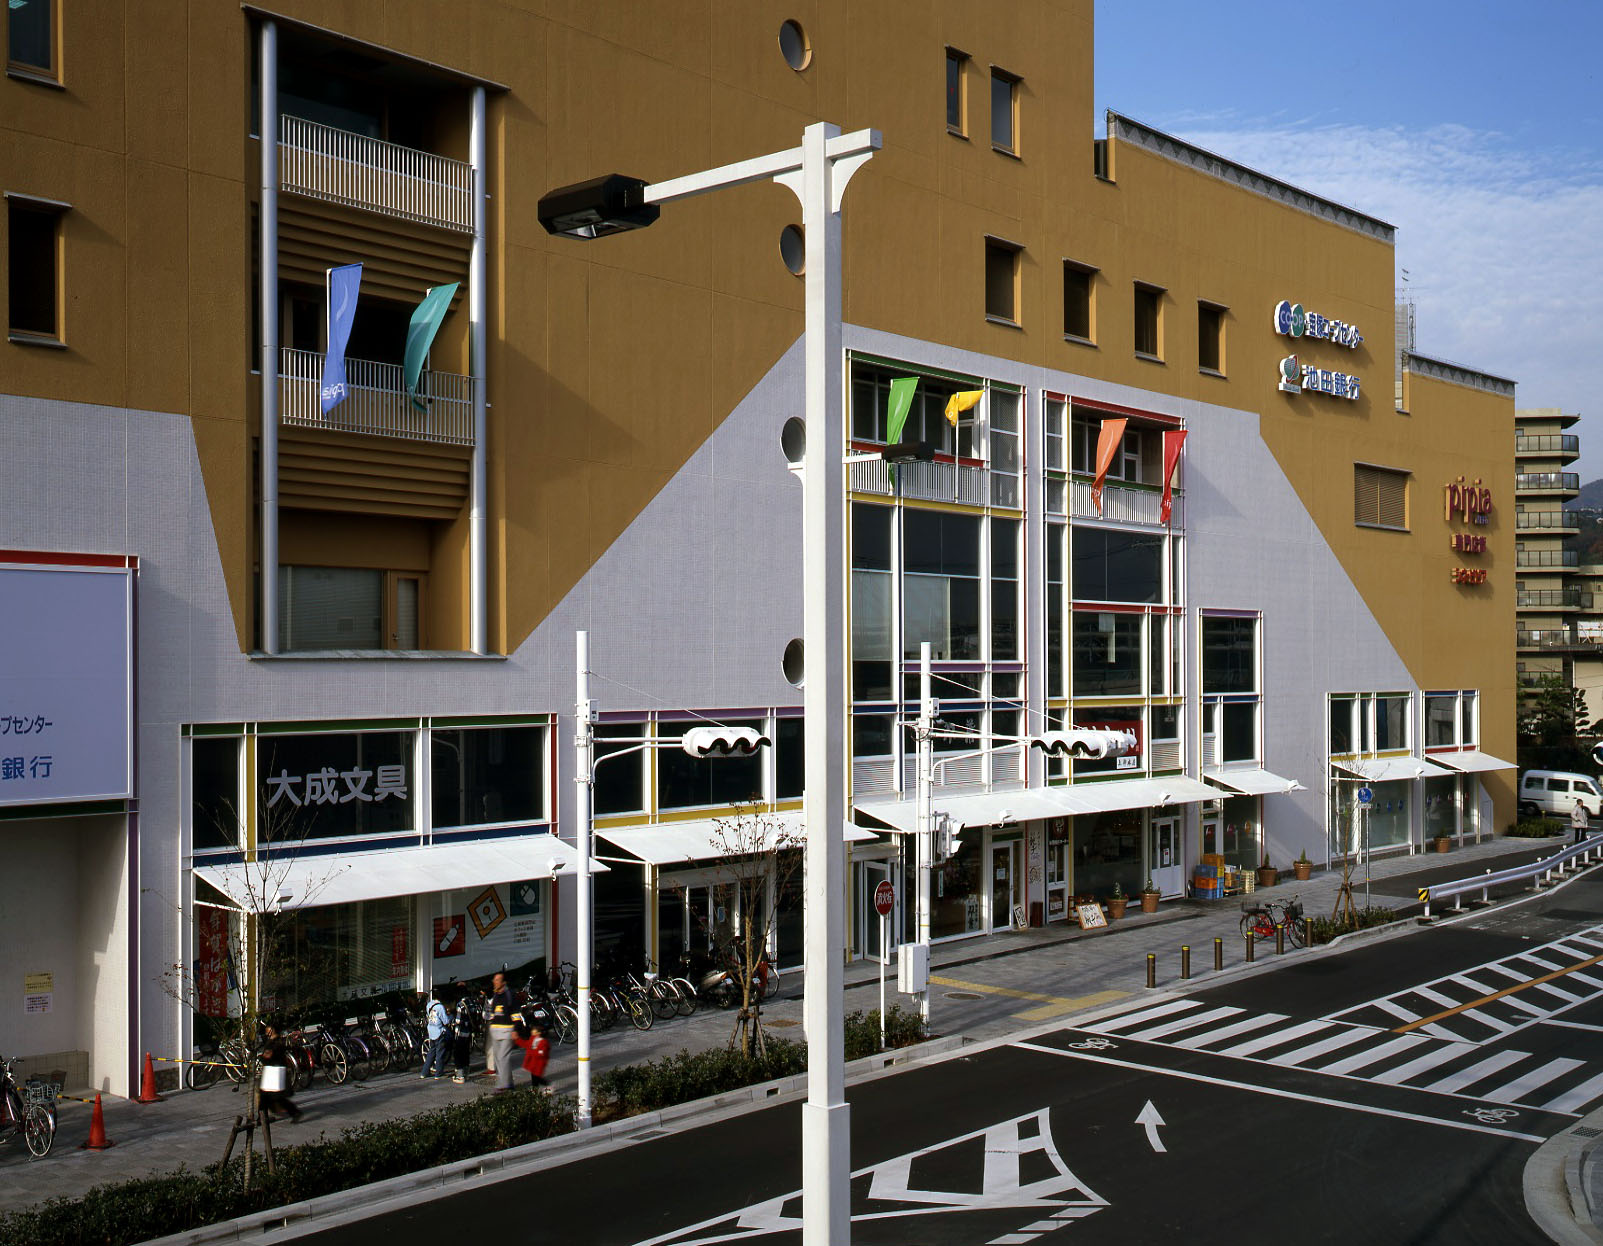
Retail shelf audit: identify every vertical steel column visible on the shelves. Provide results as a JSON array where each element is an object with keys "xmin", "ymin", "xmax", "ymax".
[
  {"xmin": 259, "ymin": 20, "xmax": 279, "ymax": 654},
  {"xmin": 799, "ymin": 121, "xmax": 850, "ymax": 1246},
  {"xmin": 468, "ymin": 86, "xmax": 488, "ymax": 654},
  {"xmin": 574, "ymin": 631, "xmax": 594, "ymax": 1127},
  {"xmin": 916, "ymin": 641, "xmax": 933, "ymax": 1030}
]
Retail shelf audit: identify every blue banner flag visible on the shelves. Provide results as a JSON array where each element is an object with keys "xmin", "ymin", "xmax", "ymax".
[
  {"xmin": 404, "ymin": 282, "xmax": 459, "ymax": 412},
  {"xmin": 319, "ymin": 263, "xmax": 363, "ymax": 415}
]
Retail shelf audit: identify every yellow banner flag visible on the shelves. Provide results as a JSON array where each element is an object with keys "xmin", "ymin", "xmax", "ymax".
[{"xmin": 944, "ymin": 389, "xmax": 984, "ymax": 426}]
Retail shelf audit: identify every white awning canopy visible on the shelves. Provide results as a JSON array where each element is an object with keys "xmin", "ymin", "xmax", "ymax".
[
  {"xmin": 1204, "ymin": 767, "xmax": 1306, "ymax": 796},
  {"xmin": 1333, "ymin": 757, "xmax": 1456, "ymax": 782},
  {"xmin": 597, "ymin": 814, "xmax": 877, "ymax": 866},
  {"xmin": 193, "ymin": 833, "xmax": 598, "ymax": 913},
  {"xmin": 1427, "ymin": 750, "xmax": 1516, "ymax": 774},
  {"xmin": 855, "ymin": 788, "xmax": 1079, "ymax": 834},
  {"xmin": 1058, "ymin": 775, "xmax": 1219, "ymax": 814}
]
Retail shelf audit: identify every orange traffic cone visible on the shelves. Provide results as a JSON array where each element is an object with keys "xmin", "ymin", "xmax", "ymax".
[
  {"xmin": 79, "ymin": 1093, "xmax": 115, "ymax": 1150},
  {"xmin": 136, "ymin": 1052, "xmax": 163, "ymax": 1104}
]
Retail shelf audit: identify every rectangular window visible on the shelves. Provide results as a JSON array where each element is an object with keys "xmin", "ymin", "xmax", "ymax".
[
  {"xmin": 658, "ymin": 717, "xmax": 764, "ymax": 810},
  {"xmin": 7, "ymin": 196, "xmax": 64, "ymax": 341},
  {"xmin": 1201, "ymin": 616, "xmax": 1257, "ymax": 693},
  {"xmin": 1064, "ymin": 262, "xmax": 1095, "ymax": 342},
  {"xmin": 1330, "ymin": 697, "xmax": 1354, "ymax": 754},
  {"xmin": 850, "ymin": 361, "xmax": 975, "ymax": 455},
  {"xmin": 192, "ymin": 737, "xmax": 242, "ymax": 852},
  {"xmin": 1073, "ymin": 707, "xmax": 1143, "ymax": 776},
  {"xmin": 1046, "ymin": 523, "xmax": 1066, "ymax": 698},
  {"xmin": 593, "ymin": 722, "xmax": 645, "ymax": 816},
  {"xmin": 1198, "ymin": 301, "xmax": 1224, "ymax": 373},
  {"xmin": 903, "ymin": 509, "xmax": 981, "ymax": 660},
  {"xmin": 776, "ymin": 716, "xmax": 804, "ymax": 800},
  {"xmin": 431, "ymin": 727, "xmax": 545, "ymax": 829},
  {"xmin": 257, "ymin": 731, "xmax": 414, "ymax": 842},
  {"xmin": 1071, "ymin": 528, "xmax": 1164, "ymax": 604},
  {"xmin": 1134, "ymin": 283, "xmax": 1163, "ymax": 358},
  {"xmin": 852, "ymin": 502, "xmax": 895, "ymax": 701},
  {"xmin": 1355, "ymin": 463, "xmax": 1410, "ymax": 531},
  {"xmin": 7, "ymin": 0, "xmax": 53, "ymax": 78},
  {"xmin": 1220, "ymin": 702, "xmax": 1257, "ymax": 763},
  {"xmin": 1073, "ymin": 611, "xmax": 1143, "ymax": 698},
  {"xmin": 945, "ymin": 48, "xmax": 968, "ymax": 134},
  {"xmin": 990, "ymin": 388, "xmax": 1021, "ymax": 507},
  {"xmin": 991, "ymin": 517, "xmax": 1019, "ymax": 660},
  {"xmin": 990, "ymin": 69, "xmax": 1018, "ymax": 152},
  {"xmin": 985, "ymin": 238, "xmax": 1020, "ymax": 324},
  {"xmin": 1044, "ymin": 396, "xmax": 1068, "ymax": 517},
  {"xmin": 1377, "ymin": 695, "xmax": 1409, "ymax": 751}
]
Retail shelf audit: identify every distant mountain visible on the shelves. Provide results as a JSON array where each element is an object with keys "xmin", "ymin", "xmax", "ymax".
[{"xmin": 1577, "ymin": 479, "xmax": 1603, "ymax": 510}]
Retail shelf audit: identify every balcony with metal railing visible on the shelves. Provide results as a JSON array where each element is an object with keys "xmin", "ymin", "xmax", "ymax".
[
  {"xmin": 279, "ymin": 347, "xmax": 474, "ymax": 446},
  {"xmin": 1518, "ymin": 628, "xmax": 1579, "ymax": 649},
  {"xmin": 1517, "ymin": 549, "xmax": 1580, "ymax": 569},
  {"xmin": 1517, "ymin": 588, "xmax": 1593, "ymax": 609},
  {"xmin": 1517, "ymin": 510, "xmax": 1582, "ymax": 532},
  {"xmin": 1070, "ymin": 478, "xmax": 1181, "ymax": 527},
  {"xmin": 848, "ymin": 456, "xmax": 1004, "ymax": 507},
  {"xmin": 1515, "ymin": 434, "xmax": 1581, "ymax": 460},
  {"xmin": 1516, "ymin": 472, "xmax": 1581, "ymax": 494},
  {"xmin": 279, "ymin": 115, "xmax": 474, "ymax": 234}
]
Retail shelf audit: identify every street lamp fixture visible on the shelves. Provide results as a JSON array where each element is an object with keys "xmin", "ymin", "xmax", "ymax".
[{"xmin": 537, "ymin": 174, "xmax": 659, "ymax": 239}]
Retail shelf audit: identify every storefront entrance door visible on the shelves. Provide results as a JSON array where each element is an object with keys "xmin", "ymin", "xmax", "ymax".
[
  {"xmin": 990, "ymin": 843, "xmax": 1018, "ymax": 932},
  {"xmin": 1045, "ymin": 840, "xmax": 1070, "ymax": 922},
  {"xmin": 1150, "ymin": 816, "xmax": 1182, "ymax": 898}
]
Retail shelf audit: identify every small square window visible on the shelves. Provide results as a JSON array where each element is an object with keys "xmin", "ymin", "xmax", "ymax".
[
  {"xmin": 1063, "ymin": 262, "xmax": 1095, "ymax": 342},
  {"xmin": 1198, "ymin": 301, "xmax": 1225, "ymax": 373},
  {"xmin": 985, "ymin": 238, "xmax": 1020, "ymax": 324},
  {"xmin": 7, "ymin": 195, "xmax": 66, "ymax": 342},
  {"xmin": 1134, "ymin": 282, "xmax": 1163, "ymax": 359},
  {"xmin": 7, "ymin": 0, "xmax": 54, "ymax": 79},
  {"xmin": 1354, "ymin": 463, "xmax": 1410, "ymax": 531},
  {"xmin": 990, "ymin": 69, "xmax": 1018, "ymax": 153},
  {"xmin": 945, "ymin": 48, "xmax": 968, "ymax": 134}
]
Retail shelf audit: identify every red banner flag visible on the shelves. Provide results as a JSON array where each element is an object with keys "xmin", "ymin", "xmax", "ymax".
[
  {"xmin": 1161, "ymin": 428, "xmax": 1187, "ymax": 524},
  {"xmin": 1091, "ymin": 418, "xmax": 1128, "ymax": 515}
]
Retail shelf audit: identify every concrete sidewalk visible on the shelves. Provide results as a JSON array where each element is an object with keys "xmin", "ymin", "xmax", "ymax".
[{"xmin": 0, "ymin": 833, "xmax": 1568, "ymax": 1220}]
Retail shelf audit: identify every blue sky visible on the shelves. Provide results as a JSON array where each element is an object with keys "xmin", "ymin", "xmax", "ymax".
[{"xmin": 1096, "ymin": 1, "xmax": 1603, "ymax": 481}]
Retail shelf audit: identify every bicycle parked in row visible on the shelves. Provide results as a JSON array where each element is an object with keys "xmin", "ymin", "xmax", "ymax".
[
  {"xmin": 1241, "ymin": 894, "xmax": 1305, "ymax": 946},
  {"xmin": 0, "ymin": 1053, "xmax": 56, "ymax": 1158}
]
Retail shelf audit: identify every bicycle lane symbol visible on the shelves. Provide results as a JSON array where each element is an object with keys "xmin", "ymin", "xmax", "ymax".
[
  {"xmin": 1064, "ymin": 1036, "xmax": 1116, "ymax": 1051},
  {"xmin": 1463, "ymin": 1107, "xmax": 1519, "ymax": 1125}
]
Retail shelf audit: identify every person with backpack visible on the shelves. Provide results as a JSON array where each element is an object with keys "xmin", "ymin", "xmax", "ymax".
[{"xmin": 420, "ymin": 989, "xmax": 451, "ymax": 1080}]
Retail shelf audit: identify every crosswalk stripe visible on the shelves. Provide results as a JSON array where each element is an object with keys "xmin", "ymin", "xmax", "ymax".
[
  {"xmin": 1125, "ymin": 1006, "xmax": 1244, "ymax": 1041},
  {"xmin": 1542, "ymin": 1069, "xmax": 1603, "ymax": 1113},
  {"xmin": 1170, "ymin": 1012, "xmax": 1287, "ymax": 1050},
  {"xmin": 1565, "ymin": 972, "xmax": 1603, "ymax": 991},
  {"xmin": 1372, "ymin": 999, "xmax": 1422, "ymax": 1024},
  {"xmin": 1414, "ymin": 985, "xmax": 1463, "ymax": 1010},
  {"xmin": 1457, "ymin": 1009, "xmax": 1514, "ymax": 1034},
  {"xmin": 1483, "ymin": 1058, "xmax": 1585, "ymax": 1104},
  {"xmin": 1269, "ymin": 1027, "xmax": 1376, "ymax": 1067},
  {"xmin": 1370, "ymin": 1043, "xmax": 1469, "ymax": 1085},
  {"xmin": 1519, "ymin": 954, "xmax": 1565, "ymax": 972},
  {"xmin": 1217, "ymin": 1019, "xmax": 1329, "ymax": 1057},
  {"xmin": 1090, "ymin": 1000, "xmax": 1198, "ymax": 1033},
  {"xmin": 1417, "ymin": 1049, "xmax": 1528, "ymax": 1094},
  {"xmin": 1533, "ymin": 983, "xmax": 1583, "ymax": 1003},
  {"xmin": 1319, "ymin": 1034, "xmax": 1430, "ymax": 1075}
]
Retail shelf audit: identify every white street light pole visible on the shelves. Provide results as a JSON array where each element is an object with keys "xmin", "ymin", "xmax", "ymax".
[
  {"xmin": 574, "ymin": 630, "xmax": 595, "ymax": 1127},
  {"xmin": 915, "ymin": 641, "xmax": 934, "ymax": 1032}
]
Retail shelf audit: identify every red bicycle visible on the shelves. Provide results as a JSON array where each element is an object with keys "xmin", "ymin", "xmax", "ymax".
[{"xmin": 1241, "ymin": 895, "xmax": 1305, "ymax": 947}]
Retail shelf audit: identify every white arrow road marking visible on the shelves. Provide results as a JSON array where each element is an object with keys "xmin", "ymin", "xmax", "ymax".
[{"xmin": 1135, "ymin": 1100, "xmax": 1166, "ymax": 1152}]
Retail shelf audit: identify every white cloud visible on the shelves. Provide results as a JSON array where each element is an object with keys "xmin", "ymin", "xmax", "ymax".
[{"xmin": 1153, "ymin": 117, "xmax": 1603, "ymax": 478}]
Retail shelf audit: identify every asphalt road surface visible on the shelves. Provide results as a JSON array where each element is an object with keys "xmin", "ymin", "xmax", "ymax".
[{"xmin": 304, "ymin": 874, "xmax": 1603, "ymax": 1245}]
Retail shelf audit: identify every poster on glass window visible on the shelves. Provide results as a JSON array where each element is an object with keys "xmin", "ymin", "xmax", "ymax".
[{"xmin": 433, "ymin": 880, "xmax": 546, "ymax": 979}]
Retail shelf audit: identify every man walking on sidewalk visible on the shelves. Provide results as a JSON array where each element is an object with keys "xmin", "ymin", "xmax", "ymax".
[
  {"xmin": 1573, "ymin": 801, "xmax": 1591, "ymax": 844},
  {"xmin": 486, "ymin": 971, "xmax": 518, "ymax": 1092}
]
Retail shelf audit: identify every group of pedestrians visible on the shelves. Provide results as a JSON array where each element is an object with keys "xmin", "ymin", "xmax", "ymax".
[{"xmin": 425, "ymin": 971, "xmax": 550, "ymax": 1094}]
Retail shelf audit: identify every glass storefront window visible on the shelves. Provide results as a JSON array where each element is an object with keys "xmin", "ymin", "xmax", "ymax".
[
  {"xmin": 594, "ymin": 722, "xmax": 645, "ymax": 816},
  {"xmin": 931, "ymin": 837, "xmax": 984, "ymax": 937},
  {"xmin": 1073, "ymin": 706, "xmax": 1142, "ymax": 775},
  {"xmin": 1073, "ymin": 611, "xmax": 1143, "ymax": 697},
  {"xmin": 658, "ymin": 718, "xmax": 764, "ymax": 810},
  {"xmin": 1201, "ymin": 616, "xmax": 1256, "ymax": 693},
  {"xmin": 431, "ymin": 726, "xmax": 544, "ymax": 829},
  {"xmin": 1219, "ymin": 795, "xmax": 1260, "ymax": 869},
  {"xmin": 1424, "ymin": 775, "xmax": 1458, "ymax": 839},
  {"xmin": 1366, "ymin": 779, "xmax": 1411, "ymax": 850},
  {"xmin": 257, "ymin": 731, "xmax": 414, "ymax": 842},
  {"xmin": 269, "ymin": 896, "xmax": 414, "ymax": 1011},
  {"xmin": 192, "ymin": 736, "xmax": 241, "ymax": 851},
  {"xmin": 1072, "ymin": 809, "xmax": 1142, "ymax": 898},
  {"xmin": 903, "ymin": 510, "xmax": 982, "ymax": 660},
  {"xmin": 1071, "ymin": 528, "xmax": 1163, "ymax": 603}
]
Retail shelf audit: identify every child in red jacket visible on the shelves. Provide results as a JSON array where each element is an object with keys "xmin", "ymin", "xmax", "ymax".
[{"xmin": 513, "ymin": 1021, "xmax": 551, "ymax": 1093}]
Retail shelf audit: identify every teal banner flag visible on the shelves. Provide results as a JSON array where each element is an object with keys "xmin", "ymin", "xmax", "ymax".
[{"xmin": 404, "ymin": 282, "xmax": 459, "ymax": 411}]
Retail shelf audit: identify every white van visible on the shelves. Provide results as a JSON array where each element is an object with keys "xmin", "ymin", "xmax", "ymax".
[{"xmin": 1518, "ymin": 770, "xmax": 1603, "ymax": 819}]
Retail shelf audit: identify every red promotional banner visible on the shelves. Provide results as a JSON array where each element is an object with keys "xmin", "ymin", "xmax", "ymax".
[
  {"xmin": 196, "ymin": 907, "xmax": 229, "ymax": 1018},
  {"xmin": 1091, "ymin": 418, "xmax": 1128, "ymax": 515},
  {"xmin": 1160, "ymin": 428, "xmax": 1187, "ymax": 524}
]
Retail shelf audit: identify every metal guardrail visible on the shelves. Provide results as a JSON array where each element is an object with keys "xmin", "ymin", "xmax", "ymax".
[
  {"xmin": 1419, "ymin": 834, "xmax": 1601, "ymax": 918},
  {"xmin": 279, "ymin": 114, "xmax": 474, "ymax": 233}
]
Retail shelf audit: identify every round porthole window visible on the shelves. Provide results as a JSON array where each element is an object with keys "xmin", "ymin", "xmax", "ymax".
[
  {"xmin": 778, "ymin": 20, "xmax": 810, "ymax": 71},
  {"xmin": 780, "ymin": 224, "xmax": 805, "ymax": 275},
  {"xmin": 783, "ymin": 638, "xmax": 805, "ymax": 687},
  {"xmin": 781, "ymin": 416, "xmax": 806, "ymax": 467}
]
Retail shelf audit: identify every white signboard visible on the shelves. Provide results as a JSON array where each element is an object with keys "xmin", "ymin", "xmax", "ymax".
[
  {"xmin": 433, "ymin": 878, "xmax": 546, "ymax": 979},
  {"xmin": 0, "ymin": 564, "xmax": 133, "ymax": 806}
]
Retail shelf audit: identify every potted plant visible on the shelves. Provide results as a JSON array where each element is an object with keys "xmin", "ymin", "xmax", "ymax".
[
  {"xmin": 1256, "ymin": 853, "xmax": 1279, "ymax": 889},
  {"xmin": 1139, "ymin": 877, "xmax": 1161, "ymax": 914},
  {"xmin": 1431, "ymin": 830, "xmax": 1452, "ymax": 853},
  {"xmin": 1107, "ymin": 882, "xmax": 1127, "ymax": 920},
  {"xmin": 1293, "ymin": 850, "xmax": 1313, "ymax": 882}
]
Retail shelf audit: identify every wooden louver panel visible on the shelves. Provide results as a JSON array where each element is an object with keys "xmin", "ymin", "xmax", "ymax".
[
  {"xmin": 1354, "ymin": 464, "xmax": 1409, "ymax": 531},
  {"xmin": 277, "ymin": 197, "xmax": 470, "ymax": 306},
  {"xmin": 279, "ymin": 427, "xmax": 471, "ymax": 520}
]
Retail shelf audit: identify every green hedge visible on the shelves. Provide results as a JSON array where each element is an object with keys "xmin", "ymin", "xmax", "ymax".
[
  {"xmin": 844, "ymin": 1005, "xmax": 925, "ymax": 1060},
  {"xmin": 1304, "ymin": 906, "xmax": 1399, "ymax": 946},
  {"xmin": 0, "ymin": 1091, "xmax": 572, "ymax": 1246},
  {"xmin": 1507, "ymin": 817, "xmax": 1566, "ymax": 838}
]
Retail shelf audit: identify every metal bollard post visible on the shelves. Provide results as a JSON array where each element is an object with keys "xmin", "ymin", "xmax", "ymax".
[
  {"xmin": 1275, "ymin": 927, "xmax": 1285, "ymax": 956},
  {"xmin": 1244, "ymin": 934, "xmax": 1255, "ymax": 963},
  {"xmin": 1214, "ymin": 937, "xmax": 1223, "ymax": 971},
  {"xmin": 1181, "ymin": 945, "xmax": 1191, "ymax": 980},
  {"xmin": 1304, "ymin": 916, "xmax": 1314, "ymax": 948},
  {"xmin": 1146, "ymin": 953, "xmax": 1156, "ymax": 988},
  {"xmin": 1482, "ymin": 868, "xmax": 1490, "ymax": 905}
]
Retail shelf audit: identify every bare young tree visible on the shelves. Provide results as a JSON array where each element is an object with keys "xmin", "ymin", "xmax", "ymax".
[{"xmin": 683, "ymin": 807, "xmax": 803, "ymax": 1060}]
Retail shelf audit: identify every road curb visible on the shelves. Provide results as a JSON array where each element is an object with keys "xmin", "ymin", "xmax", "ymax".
[{"xmin": 1524, "ymin": 1111, "xmax": 1603, "ymax": 1245}]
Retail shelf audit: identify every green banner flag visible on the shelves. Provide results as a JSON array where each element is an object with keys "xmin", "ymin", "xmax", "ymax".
[
  {"xmin": 404, "ymin": 282, "xmax": 460, "ymax": 411},
  {"xmin": 886, "ymin": 377, "xmax": 918, "ymax": 445}
]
